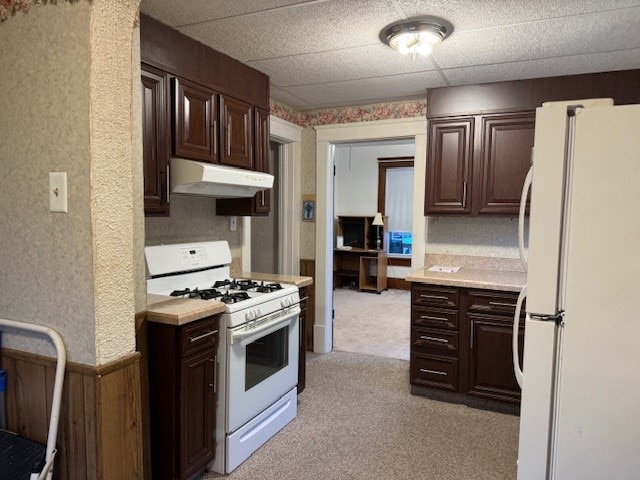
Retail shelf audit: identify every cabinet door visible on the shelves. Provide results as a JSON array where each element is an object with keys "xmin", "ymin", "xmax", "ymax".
[
  {"xmin": 253, "ymin": 108, "xmax": 271, "ymax": 214},
  {"xmin": 180, "ymin": 348, "xmax": 216, "ymax": 479},
  {"xmin": 477, "ymin": 112, "xmax": 535, "ymax": 215},
  {"xmin": 141, "ymin": 65, "xmax": 169, "ymax": 216},
  {"xmin": 468, "ymin": 313, "xmax": 524, "ymax": 403},
  {"xmin": 425, "ymin": 117, "xmax": 474, "ymax": 215},
  {"xmin": 174, "ymin": 77, "xmax": 218, "ymax": 163},
  {"xmin": 220, "ymin": 95, "xmax": 254, "ymax": 169}
]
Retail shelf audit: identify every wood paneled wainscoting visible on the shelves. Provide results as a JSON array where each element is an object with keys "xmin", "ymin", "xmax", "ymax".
[{"xmin": 1, "ymin": 348, "xmax": 143, "ymax": 479}]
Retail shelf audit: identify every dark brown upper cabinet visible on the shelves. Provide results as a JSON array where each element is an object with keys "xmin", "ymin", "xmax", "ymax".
[
  {"xmin": 477, "ymin": 112, "xmax": 535, "ymax": 215},
  {"xmin": 173, "ymin": 77, "xmax": 218, "ymax": 163},
  {"xmin": 425, "ymin": 117, "xmax": 474, "ymax": 215},
  {"xmin": 216, "ymin": 108, "xmax": 271, "ymax": 216},
  {"xmin": 141, "ymin": 64, "xmax": 170, "ymax": 216},
  {"xmin": 425, "ymin": 113, "xmax": 533, "ymax": 217},
  {"xmin": 220, "ymin": 95, "xmax": 254, "ymax": 170}
]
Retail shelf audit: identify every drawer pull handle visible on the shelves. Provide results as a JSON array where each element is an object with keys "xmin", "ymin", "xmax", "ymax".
[
  {"xmin": 420, "ymin": 368, "xmax": 447, "ymax": 376},
  {"xmin": 189, "ymin": 330, "xmax": 218, "ymax": 344},
  {"xmin": 420, "ymin": 294, "xmax": 448, "ymax": 300},
  {"xmin": 420, "ymin": 335, "xmax": 448, "ymax": 343},
  {"xmin": 420, "ymin": 315, "xmax": 448, "ymax": 322},
  {"xmin": 489, "ymin": 301, "xmax": 517, "ymax": 308}
]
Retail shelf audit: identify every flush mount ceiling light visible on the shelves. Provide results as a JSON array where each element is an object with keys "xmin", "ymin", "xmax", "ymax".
[{"xmin": 380, "ymin": 19, "xmax": 451, "ymax": 60}]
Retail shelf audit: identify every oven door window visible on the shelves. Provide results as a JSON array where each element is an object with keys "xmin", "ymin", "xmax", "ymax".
[{"xmin": 245, "ymin": 325, "xmax": 289, "ymax": 391}]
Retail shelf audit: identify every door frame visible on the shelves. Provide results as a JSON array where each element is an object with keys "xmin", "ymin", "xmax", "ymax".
[
  {"xmin": 314, "ymin": 117, "xmax": 427, "ymax": 353},
  {"xmin": 241, "ymin": 116, "xmax": 303, "ymax": 274}
]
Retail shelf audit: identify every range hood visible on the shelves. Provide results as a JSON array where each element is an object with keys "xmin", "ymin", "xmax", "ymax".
[{"xmin": 170, "ymin": 158, "xmax": 274, "ymax": 198}]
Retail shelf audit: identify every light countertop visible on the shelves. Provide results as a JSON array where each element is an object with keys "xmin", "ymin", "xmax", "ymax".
[
  {"xmin": 145, "ymin": 294, "xmax": 226, "ymax": 326},
  {"xmin": 406, "ymin": 266, "xmax": 526, "ymax": 292},
  {"xmin": 238, "ymin": 272, "xmax": 313, "ymax": 288}
]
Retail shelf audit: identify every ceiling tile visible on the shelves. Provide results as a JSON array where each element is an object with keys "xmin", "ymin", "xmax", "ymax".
[
  {"xmin": 270, "ymin": 86, "xmax": 314, "ymax": 110},
  {"xmin": 140, "ymin": 0, "xmax": 316, "ymax": 27},
  {"xmin": 283, "ymin": 71, "xmax": 445, "ymax": 108},
  {"xmin": 249, "ymin": 44, "xmax": 437, "ymax": 87},
  {"xmin": 442, "ymin": 48, "xmax": 640, "ymax": 86},
  {"xmin": 177, "ymin": 0, "xmax": 402, "ymax": 61},
  {"xmin": 395, "ymin": 0, "xmax": 640, "ymax": 32},
  {"xmin": 431, "ymin": 7, "xmax": 640, "ymax": 69}
]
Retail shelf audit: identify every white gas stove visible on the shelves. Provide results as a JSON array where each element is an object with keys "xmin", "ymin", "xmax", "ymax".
[{"xmin": 145, "ymin": 241, "xmax": 299, "ymax": 474}]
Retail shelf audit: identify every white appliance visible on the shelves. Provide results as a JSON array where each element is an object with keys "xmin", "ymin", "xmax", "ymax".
[
  {"xmin": 513, "ymin": 99, "xmax": 640, "ymax": 479},
  {"xmin": 145, "ymin": 241, "xmax": 299, "ymax": 474},
  {"xmin": 170, "ymin": 157, "xmax": 274, "ymax": 198}
]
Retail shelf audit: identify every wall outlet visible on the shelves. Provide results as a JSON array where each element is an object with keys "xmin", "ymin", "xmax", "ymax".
[
  {"xmin": 229, "ymin": 216, "xmax": 237, "ymax": 232},
  {"xmin": 49, "ymin": 172, "xmax": 68, "ymax": 213}
]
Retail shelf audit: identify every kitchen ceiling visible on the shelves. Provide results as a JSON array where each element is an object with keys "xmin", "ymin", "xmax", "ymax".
[{"xmin": 140, "ymin": 0, "xmax": 640, "ymax": 110}]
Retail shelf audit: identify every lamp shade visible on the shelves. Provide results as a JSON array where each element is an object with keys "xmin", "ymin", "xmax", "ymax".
[{"xmin": 372, "ymin": 213, "xmax": 384, "ymax": 226}]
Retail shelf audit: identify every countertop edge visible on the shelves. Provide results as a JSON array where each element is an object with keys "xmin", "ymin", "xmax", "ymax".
[
  {"xmin": 145, "ymin": 294, "xmax": 226, "ymax": 326},
  {"xmin": 406, "ymin": 268, "xmax": 526, "ymax": 293}
]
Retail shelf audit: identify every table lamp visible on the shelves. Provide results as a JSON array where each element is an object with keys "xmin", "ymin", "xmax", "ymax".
[{"xmin": 372, "ymin": 213, "xmax": 384, "ymax": 250}]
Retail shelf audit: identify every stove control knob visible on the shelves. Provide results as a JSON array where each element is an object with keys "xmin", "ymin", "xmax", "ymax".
[
  {"xmin": 245, "ymin": 311, "xmax": 254, "ymax": 321},
  {"xmin": 280, "ymin": 299, "xmax": 287, "ymax": 308},
  {"xmin": 257, "ymin": 309, "xmax": 263, "ymax": 317}
]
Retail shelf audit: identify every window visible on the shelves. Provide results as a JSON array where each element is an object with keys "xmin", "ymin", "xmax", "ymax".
[{"xmin": 378, "ymin": 158, "xmax": 414, "ymax": 257}]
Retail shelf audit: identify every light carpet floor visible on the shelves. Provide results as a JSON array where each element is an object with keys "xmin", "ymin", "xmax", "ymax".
[
  {"xmin": 202, "ymin": 351, "xmax": 519, "ymax": 480},
  {"xmin": 333, "ymin": 287, "xmax": 411, "ymax": 361}
]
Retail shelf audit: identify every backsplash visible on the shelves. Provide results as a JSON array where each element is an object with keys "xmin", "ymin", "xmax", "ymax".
[
  {"xmin": 145, "ymin": 195, "xmax": 243, "ymax": 262},
  {"xmin": 425, "ymin": 216, "xmax": 528, "ymax": 259}
]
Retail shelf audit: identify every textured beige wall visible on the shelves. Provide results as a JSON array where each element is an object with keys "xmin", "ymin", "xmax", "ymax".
[
  {"xmin": 0, "ymin": 3, "xmax": 96, "ymax": 364},
  {"xmin": 144, "ymin": 196, "xmax": 243, "ymax": 263},
  {"xmin": 0, "ymin": 0, "xmax": 140, "ymax": 365},
  {"xmin": 131, "ymin": 17, "xmax": 147, "ymax": 315},
  {"xmin": 299, "ymin": 126, "xmax": 316, "ymax": 260},
  {"xmin": 89, "ymin": 0, "xmax": 140, "ymax": 364}
]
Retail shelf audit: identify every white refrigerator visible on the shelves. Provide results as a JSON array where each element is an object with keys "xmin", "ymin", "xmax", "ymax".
[{"xmin": 513, "ymin": 99, "xmax": 640, "ymax": 480}]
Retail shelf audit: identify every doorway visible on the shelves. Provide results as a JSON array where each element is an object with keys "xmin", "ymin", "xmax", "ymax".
[
  {"xmin": 313, "ymin": 117, "xmax": 428, "ymax": 354},
  {"xmin": 332, "ymin": 139, "xmax": 415, "ymax": 360},
  {"xmin": 251, "ymin": 141, "xmax": 280, "ymax": 274}
]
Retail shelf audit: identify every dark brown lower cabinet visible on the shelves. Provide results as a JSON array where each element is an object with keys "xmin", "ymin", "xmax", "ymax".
[
  {"xmin": 147, "ymin": 315, "xmax": 219, "ymax": 480},
  {"xmin": 410, "ymin": 283, "xmax": 524, "ymax": 406},
  {"xmin": 468, "ymin": 313, "xmax": 524, "ymax": 403},
  {"xmin": 297, "ymin": 286, "xmax": 308, "ymax": 394}
]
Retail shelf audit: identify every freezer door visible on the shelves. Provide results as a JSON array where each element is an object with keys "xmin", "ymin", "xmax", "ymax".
[
  {"xmin": 551, "ymin": 104, "xmax": 640, "ymax": 479},
  {"xmin": 526, "ymin": 106, "xmax": 569, "ymax": 317}
]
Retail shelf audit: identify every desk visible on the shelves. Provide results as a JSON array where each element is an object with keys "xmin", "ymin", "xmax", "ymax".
[{"xmin": 333, "ymin": 248, "xmax": 387, "ymax": 293}]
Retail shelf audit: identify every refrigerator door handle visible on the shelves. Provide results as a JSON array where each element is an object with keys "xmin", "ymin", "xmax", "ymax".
[
  {"xmin": 513, "ymin": 285, "xmax": 527, "ymax": 388},
  {"xmin": 518, "ymin": 165, "xmax": 533, "ymax": 272}
]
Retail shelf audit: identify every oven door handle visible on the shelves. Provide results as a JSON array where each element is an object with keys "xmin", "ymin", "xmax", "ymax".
[{"xmin": 229, "ymin": 306, "xmax": 300, "ymax": 345}]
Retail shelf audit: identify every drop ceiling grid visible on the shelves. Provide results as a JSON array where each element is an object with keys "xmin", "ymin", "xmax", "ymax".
[{"xmin": 140, "ymin": 0, "xmax": 640, "ymax": 110}]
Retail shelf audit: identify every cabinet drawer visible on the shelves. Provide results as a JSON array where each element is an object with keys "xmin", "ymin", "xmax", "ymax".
[
  {"xmin": 467, "ymin": 290, "xmax": 524, "ymax": 316},
  {"xmin": 411, "ymin": 327, "xmax": 459, "ymax": 355},
  {"xmin": 180, "ymin": 316, "xmax": 219, "ymax": 357},
  {"xmin": 412, "ymin": 285, "xmax": 459, "ymax": 308},
  {"xmin": 412, "ymin": 306, "xmax": 459, "ymax": 330},
  {"xmin": 410, "ymin": 354, "xmax": 458, "ymax": 391}
]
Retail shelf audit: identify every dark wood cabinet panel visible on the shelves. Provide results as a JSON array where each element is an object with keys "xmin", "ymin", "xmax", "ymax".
[
  {"xmin": 180, "ymin": 348, "xmax": 216, "ymax": 479},
  {"xmin": 147, "ymin": 316, "xmax": 219, "ymax": 480},
  {"xmin": 468, "ymin": 313, "xmax": 524, "ymax": 403},
  {"xmin": 410, "ymin": 283, "xmax": 524, "ymax": 407},
  {"xmin": 216, "ymin": 107, "xmax": 271, "ymax": 216},
  {"xmin": 298, "ymin": 286, "xmax": 308, "ymax": 395},
  {"xmin": 253, "ymin": 108, "xmax": 271, "ymax": 214},
  {"xmin": 411, "ymin": 353, "xmax": 458, "ymax": 391},
  {"xmin": 220, "ymin": 95, "xmax": 254, "ymax": 169},
  {"xmin": 477, "ymin": 112, "xmax": 535, "ymax": 215},
  {"xmin": 141, "ymin": 65, "xmax": 170, "ymax": 216},
  {"xmin": 174, "ymin": 77, "xmax": 218, "ymax": 163},
  {"xmin": 425, "ymin": 117, "xmax": 474, "ymax": 215}
]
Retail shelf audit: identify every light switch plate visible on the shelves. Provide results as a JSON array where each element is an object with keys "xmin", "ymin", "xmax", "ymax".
[
  {"xmin": 49, "ymin": 172, "xmax": 68, "ymax": 213},
  {"xmin": 229, "ymin": 216, "xmax": 237, "ymax": 232}
]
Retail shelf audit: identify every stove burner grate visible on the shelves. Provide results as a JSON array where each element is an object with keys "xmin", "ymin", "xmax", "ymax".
[
  {"xmin": 220, "ymin": 291, "xmax": 250, "ymax": 304},
  {"xmin": 170, "ymin": 288, "xmax": 223, "ymax": 300}
]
